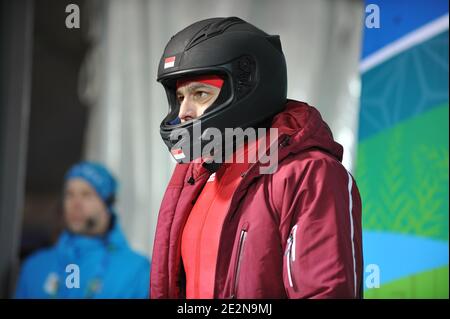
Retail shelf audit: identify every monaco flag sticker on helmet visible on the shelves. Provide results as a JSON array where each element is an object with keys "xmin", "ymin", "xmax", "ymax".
[
  {"xmin": 164, "ymin": 56, "xmax": 176, "ymax": 69},
  {"xmin": 170, "ymin": 148, "xmax": 185, "ymax": 160}
]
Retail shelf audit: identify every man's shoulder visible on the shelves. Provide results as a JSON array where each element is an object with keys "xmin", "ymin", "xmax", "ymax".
[
  {"xmin": 112, "ymin": 246, "xmax": 150, "ymax": 269},
  {"xmin": 273, "ymin": 148, "xmax": 346, "ymax": 178},
  {"xmin": 20, "ymin": 246, "xmax": 58, "ymax": 272}
]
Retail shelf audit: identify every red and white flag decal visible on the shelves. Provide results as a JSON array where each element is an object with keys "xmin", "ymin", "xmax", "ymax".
[
  {"xmin": 171, "ymin": 148, "xmax": 185, "ymax": 160},
  {"xmin": 164, "ymin": 56, "xmax": 176, "ymax": 69},
  {"xmin": 207, "ymin": 172, "xmax": 216, "ymax": 182}
]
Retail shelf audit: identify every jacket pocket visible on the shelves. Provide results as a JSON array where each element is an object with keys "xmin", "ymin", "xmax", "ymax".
[
  {"xmin": 286, "ymin": 224, "xmax": 298, "ymax": 288},
  {"xmin": 230, "ymin": 222, "xmax": 249, "ymax": 298}
]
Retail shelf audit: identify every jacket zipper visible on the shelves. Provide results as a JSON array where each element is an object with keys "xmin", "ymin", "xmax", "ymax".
[
  {"xmin": 286, "ymin": 224, "xmax": 298, "ymax": 288},
  {"xmin": 230, "ymin": 224, "xmax": 248, "ymax": 298}
]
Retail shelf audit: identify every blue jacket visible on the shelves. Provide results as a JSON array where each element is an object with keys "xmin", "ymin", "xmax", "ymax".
[{"xmin": 15, "ymin": 222, "xmax": 150, "ymax": 299}]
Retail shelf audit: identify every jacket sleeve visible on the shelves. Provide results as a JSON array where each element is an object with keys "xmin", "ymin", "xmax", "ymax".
[{"xmin": 277, "ymin": 156, "xmax": 363, "ymax": 299}]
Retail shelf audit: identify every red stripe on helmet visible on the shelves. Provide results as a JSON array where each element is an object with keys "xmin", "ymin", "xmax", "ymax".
[{"xmin": 176, "ymin": 75, "xmax": 224, "ymax": 89}]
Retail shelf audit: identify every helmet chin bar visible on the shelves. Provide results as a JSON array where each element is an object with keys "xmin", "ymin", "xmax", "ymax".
[
  {"xmin": 168, "ymin": 120, "xmax": 243, "ymax": 164},
  {"xmin": 167, "ymin": 116, "xmax": 277, "ymax": 165}
]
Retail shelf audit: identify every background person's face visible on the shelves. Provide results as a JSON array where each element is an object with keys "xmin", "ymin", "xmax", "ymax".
[
  {"xmin": 63, "ymin": 178, "xmax": 110, "ymax": 236},
  {"xmin": 176, "ymin": 82, "xmax": 221, "ymax": 122}
]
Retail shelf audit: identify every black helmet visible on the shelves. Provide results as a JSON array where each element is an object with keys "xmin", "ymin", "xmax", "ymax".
[{"xmin": 157, "ymin": 17, "xmax": 287, "ymax": 163}]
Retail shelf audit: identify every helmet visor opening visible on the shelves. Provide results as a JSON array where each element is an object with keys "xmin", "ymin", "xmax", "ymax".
[{"xmin": 161, "ymin": 72, "xmax": 233, "ymax": 127}]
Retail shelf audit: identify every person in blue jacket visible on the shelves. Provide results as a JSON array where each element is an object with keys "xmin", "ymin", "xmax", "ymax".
[{"xmin": 15, "ymin": 161, "xmax": 150, "ymax": 299}]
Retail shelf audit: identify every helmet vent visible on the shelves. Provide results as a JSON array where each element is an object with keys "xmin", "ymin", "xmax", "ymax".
[{"xmin": 185, "ymin": 17, "xmax": 244, "ymax": 50}]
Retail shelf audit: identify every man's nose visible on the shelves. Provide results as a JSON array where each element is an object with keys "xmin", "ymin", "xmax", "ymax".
[
  {"xmin": 178, "ymin": 98, "xmax": 196, "ymax": 122},
  {"xmin": 69, "ymin": 196, "xmax": 83, "ymax": 209}
]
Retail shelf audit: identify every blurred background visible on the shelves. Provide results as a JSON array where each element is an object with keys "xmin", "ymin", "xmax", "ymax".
[{"xmin": 0, "ymin": 0, "xmax": 447, "ymax": 298}]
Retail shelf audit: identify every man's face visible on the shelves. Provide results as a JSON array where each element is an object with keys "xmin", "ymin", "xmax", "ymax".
[
  {"xmin": 176, "ymin": 81, "xmax": 221, "ymax": 122},
  {"xmin": 63, "ymin": 178, "xmax": 110, "ymax": 236}
]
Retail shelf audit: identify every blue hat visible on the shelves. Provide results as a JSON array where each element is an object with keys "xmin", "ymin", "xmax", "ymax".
[{"xmin": 64, "ymin": 161, "xmax": 117, "ymax": 210}]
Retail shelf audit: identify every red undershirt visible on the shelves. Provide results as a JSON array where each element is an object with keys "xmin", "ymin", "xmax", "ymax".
[{"xmin": 181, "ymin": 142, "xmax": 257, "ymax": 299}]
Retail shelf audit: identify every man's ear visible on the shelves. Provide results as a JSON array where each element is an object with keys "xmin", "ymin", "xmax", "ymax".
[
  {"xmin": 106, "ymin": 211, "xmax": 115, "ymax": 231},
  {"xmin": 104, "ymin": 194, "xmax": 115, "ymax": 207}
]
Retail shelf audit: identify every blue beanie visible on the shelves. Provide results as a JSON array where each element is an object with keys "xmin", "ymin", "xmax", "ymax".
[{"xmin": 64, "ymin": 161, "xmax": 117, "ymax": 211}]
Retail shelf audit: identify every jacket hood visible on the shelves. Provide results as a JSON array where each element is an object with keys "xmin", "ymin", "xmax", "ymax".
[{"xmin": 271, "ymin": 99, "xmax": 343, "ymax": 163}]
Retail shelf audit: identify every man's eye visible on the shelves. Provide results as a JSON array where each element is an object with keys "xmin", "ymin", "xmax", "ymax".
[
  {"xmin": 82, "ymin": 192, "xmax": 93, "ymax": 198},
  {"xmin": 194, "ymin": 91, "xmax": 208, "ymax": 100},
  {"xmin": 177, "ymin": 95, "xmax": 184, "ymax": 103}
]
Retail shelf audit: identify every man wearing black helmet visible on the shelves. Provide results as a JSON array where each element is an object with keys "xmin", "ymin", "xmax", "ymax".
[{"xmin": 151, "ymin": 17, "xmax": 363, "ymax": 299}]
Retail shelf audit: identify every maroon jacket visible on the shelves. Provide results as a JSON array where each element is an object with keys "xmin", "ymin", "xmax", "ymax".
[{"xmin": 150, "ymin": 100, "xmax": 363, "ymax": 299}]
